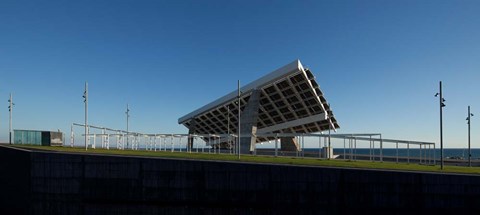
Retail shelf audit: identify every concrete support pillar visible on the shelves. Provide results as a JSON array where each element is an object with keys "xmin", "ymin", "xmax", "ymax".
[
  {"xmin": 187, "ymin": 118, "xmax": 197, "ymax": 152},
  {"xmin": 239, "ymin": 89, "xmax": 262, "ymax": 154},
  {"xmin": 281, "ymin": 137, "xmax": 300, "ymax": 151},
  {"xmin": 321, "ymin": 147, "xmax": 333, "ymax": 159}
]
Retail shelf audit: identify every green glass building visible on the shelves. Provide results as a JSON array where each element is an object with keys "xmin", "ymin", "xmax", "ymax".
[{"xmin": 13, "ymin": 130, "xmax": 64, "ymax": 146}]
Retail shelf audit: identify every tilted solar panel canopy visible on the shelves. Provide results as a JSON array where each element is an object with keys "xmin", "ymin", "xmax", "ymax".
[{"xmin": 179, "ymin": 60, "xmax": 339, "ymax": 151}]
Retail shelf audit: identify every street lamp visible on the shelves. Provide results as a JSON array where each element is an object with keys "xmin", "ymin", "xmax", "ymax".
[
  {"xmin": 227, "ymin": 104, "xmax": 231, "ymax": 152},
  {"xmin": 435, "ymin": 81, "xmax": 446, "ymax": 169},
  {"xmin": 126, "ymin": 104, "xmax": 130, "ymax": 149},
  {"xmin": 466, "ymin": 106, "xmax": 474, "ymax": 167},
  {"xmin": 83, "ymin": 82, "xmax": 88, "ymax": 150},
  {"xmin": 327, "ymin": 108, "xmax": 332, "ymax": 159},
  {"xmin": 8, "ymin": 93, "xmax": 14, "ymax": 145},
  {"xmin": 237, "ymin": 80, "xmax": 241, "ymax": 159}
]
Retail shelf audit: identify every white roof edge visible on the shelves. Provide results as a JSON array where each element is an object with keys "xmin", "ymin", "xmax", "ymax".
[{"xmin": 178, "ymin": 59, "xmax": 303, "ymax": 124}]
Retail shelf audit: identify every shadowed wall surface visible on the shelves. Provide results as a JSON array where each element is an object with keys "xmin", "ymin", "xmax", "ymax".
[{"xmin": 0, "ymin": 145, "xmax": 479, "ymax": 214}]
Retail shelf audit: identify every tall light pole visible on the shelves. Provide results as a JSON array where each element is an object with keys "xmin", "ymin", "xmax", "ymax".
[
  {"xmin": 8, "ymin": 93, "xmax": 14, "ymax": 145},
  {"xmin": 83, "ymin": 82, "xmax": 88, "ymax": 150},
  {"xmin": 126, "ymin": 103, "xmax": 130, "ymax": 149},
  {"xmin": 237, "ymin": 80, "xmax": 241, "ymax": 159},
  {"xmin": 435, "ymin": 81, "xmax": 446, "ymax": 169},
  {"xmin": 227, "ymin": 105, "xmax": 230, "ymax": 150},
  {"xmin": 467, "ymin": 106, "xmax": 474, "ymax": 167},
  {"xmin": 327, "ymin": 110, "xmax": 332, "ymax": 159}
]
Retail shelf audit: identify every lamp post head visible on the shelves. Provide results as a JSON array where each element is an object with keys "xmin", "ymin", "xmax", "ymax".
[
  {"xmin": 467, "ymin": 113, "xmax": 474, "ymax": 124},
  {"xmin": 7, "ymin": 102, "xmax": 15, "ymax": 111}
]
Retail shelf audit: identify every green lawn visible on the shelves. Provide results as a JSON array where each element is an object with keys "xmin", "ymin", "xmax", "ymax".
[{"xmin": 12, "ymin": 145, "xmax": 480, "ymax": 175}]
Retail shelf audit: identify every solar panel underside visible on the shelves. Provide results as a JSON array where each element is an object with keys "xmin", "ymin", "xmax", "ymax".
[{"xmin": 180, "ymin": 61, "xmax": 339, "ymax": 144}]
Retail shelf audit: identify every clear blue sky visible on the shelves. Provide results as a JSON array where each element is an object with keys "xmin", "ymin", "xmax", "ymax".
[{"xmin": 0, "ymin": 0, "xmax": 479, "ymax": 148}]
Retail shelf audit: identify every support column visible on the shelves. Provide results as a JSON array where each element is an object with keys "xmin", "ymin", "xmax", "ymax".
[
  {"xmin": 239, "ymin": 89, "xmax": 262, "ymax": 154},
  {"xmin": 187, "ymin": 118, "xmax": 197, "ymax": 152}
]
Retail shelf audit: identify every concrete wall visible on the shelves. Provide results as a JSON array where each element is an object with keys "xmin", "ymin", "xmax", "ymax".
[
  {"xmin": 1, "ymin": 145, "xmax": 480, "ymax": 214},
  {"xmin": 0, "ymin": 146, "xmax": 31, "ymax": 214}
]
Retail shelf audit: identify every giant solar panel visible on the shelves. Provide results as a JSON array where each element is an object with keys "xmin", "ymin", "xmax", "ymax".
[{"xmin": 179, "ymin": 60, "xmax": 339, "ymax": 143}]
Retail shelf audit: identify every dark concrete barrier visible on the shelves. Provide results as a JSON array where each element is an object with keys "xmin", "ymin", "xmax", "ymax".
[
  {"xmin": 1, "ymin": 145, "xmax": 480, "ymax": 214},
  {"xmin": 0, "ymin": 146, "xmax": 31, "ymax": 214}
]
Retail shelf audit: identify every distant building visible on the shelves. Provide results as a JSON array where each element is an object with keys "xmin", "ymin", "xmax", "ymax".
[
  {"xmin": 14, "ymin": 129, "xmax": 64, "ymax": 146},
  {"xmin": 178, "ymin": 60, "xmax": 339, "ymax": 153}
]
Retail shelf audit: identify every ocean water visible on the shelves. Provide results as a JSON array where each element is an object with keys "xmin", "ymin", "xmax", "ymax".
[
  {"xmin": 302, "ymin": 148, "xmax": 480, "ymax": 160},
  {"xmin": 101, "ymin": 143, "xmax": 480, "ymax": 160}
]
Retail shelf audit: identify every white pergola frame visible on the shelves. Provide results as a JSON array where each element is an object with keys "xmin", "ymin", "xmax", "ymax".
[{"xmin": 70, "ymin": 122, "xmax": 435, "ymax": 165}]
